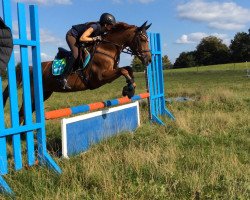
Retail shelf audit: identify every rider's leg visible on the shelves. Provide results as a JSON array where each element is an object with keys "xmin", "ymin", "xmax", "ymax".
[{"xmin": 61, "ymin": 33, "xmax": 78, "ymax": 89}]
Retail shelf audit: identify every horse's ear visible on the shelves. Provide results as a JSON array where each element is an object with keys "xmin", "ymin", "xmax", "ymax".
[
  {"xmin": 145, "ymin": 23, "xmax": 152, "ymax": 30},
  {"xmin": 138, "ymin": 21, "xmax": 148, "ymax": 31}
]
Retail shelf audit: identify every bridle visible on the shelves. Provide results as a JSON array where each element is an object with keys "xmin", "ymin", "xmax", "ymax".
[{"xmin": 123, "ymin": 30, "xmax": 151, "ymax": 59}]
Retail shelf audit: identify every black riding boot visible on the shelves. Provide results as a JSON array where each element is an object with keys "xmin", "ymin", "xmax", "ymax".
[{"xmin": 61, "ymin": 56, "xmax": 75, "ymax": 89}]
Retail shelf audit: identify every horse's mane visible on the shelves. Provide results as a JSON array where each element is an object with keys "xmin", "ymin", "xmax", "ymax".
[
  {"xmin": 109, "ymin": 22, "xmax": 136, "ymax": 33},
  {"xmin": 102, "ymin": 22, "xmax": 137, "ymax": 43}
]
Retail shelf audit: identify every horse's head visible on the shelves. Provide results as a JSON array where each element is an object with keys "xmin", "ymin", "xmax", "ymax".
[
  {"xmin": 129, "ymin": 21, "xmax": 152, "ymax": 66},
  {"xmin": 103, "ymin": 22, "xmax": 152, "ymax": 66}
]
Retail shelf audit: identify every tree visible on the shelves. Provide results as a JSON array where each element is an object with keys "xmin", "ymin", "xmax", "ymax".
[
  {"xmin": 131, "ymin": 55, "xmax": 173, "ymax": 71},
  {"xmin": 162, "ymin": 55, "xmax": 172, "ymax": 69},
  {"xmin": 174, "ymin": 51, "xmax": 197, "ymax": 68},
  {"xmin": 196, "ymin": 36, "xmax": 230, "ymax": 65},
  {"xmin": 230, "ymin": 29, "xmax": 250, "ymax": 62},
  {"xmin": 131, "ymin": 56, "xmax": 144, "ymax": 72}
]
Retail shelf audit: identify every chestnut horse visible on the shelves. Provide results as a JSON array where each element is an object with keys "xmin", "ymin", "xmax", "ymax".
[{"xmin": 3, "ymin": 21, "xmax": 152, "ymax": 123}]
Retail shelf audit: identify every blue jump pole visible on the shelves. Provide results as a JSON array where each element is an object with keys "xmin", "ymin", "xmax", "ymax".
[
  {"xmin": 0, "ymin": 0, "xmax": 61, "ymax": 195},
  {"xmin": 147, "ymin": 33, "xmax": 175, "ymax": 125}
]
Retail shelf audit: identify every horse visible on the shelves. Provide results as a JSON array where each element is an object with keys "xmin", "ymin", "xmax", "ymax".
[{"xmin": 2, "ymin": 21, "xmax": 152, "ymax": 124}]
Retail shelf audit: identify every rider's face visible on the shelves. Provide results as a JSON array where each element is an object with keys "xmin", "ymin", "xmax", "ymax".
[{"xmin": 105, "ymin": 24, "xmax": 113, "ymax": 31}]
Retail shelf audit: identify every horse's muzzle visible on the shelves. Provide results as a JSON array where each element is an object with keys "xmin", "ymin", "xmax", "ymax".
[{"xmin": 141, "ymin": 52, "xmax": 152, "ymax": 66}]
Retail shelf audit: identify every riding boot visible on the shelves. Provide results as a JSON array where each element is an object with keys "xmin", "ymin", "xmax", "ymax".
[{"xmin": 61, "ymin": 56, "xmax": 75, "ymax": 89}]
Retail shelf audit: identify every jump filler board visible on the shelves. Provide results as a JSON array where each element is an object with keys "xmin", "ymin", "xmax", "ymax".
[{"xmin": 61, "ymin": 102, "xmax": 140, "ymax": 157}]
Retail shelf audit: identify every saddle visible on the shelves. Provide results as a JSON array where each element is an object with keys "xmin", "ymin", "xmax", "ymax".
[{"xmin": 52, "ymin": 47, "xmax": 91, "ymax": 76}]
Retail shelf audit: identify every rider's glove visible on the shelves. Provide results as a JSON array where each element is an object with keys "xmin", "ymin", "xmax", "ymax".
[
  {"xmin": 79, "ymin": 42, "xmax": 86, "ymax": 47},
  {"xmin": 92, "ymin": 36, "xmax": 102, "ymax": 42}
]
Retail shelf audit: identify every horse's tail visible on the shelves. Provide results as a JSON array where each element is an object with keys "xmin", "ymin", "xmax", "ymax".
[
  {"xmin": 2, "ymin": 66, "xmax": 22, "ymax": 107},
  {"xmin": 15, "ymin": 66, "xmax": 23, "ymax": 87}
]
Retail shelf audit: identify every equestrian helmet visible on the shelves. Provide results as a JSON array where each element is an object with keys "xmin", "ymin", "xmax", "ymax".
[{"xmin": 100, "ymin": 13, "xmax": 116, "ymax": 25}]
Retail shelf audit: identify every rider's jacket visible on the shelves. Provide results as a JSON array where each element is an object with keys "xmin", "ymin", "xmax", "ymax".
[{"xmin": 69, "ymin": 22, "xmax": 102, "ymax": 42}]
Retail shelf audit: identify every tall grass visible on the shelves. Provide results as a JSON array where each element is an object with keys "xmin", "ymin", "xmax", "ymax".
[{"xmin": 1, "ymin": 63, "xmax": 249, "ymax": 199}]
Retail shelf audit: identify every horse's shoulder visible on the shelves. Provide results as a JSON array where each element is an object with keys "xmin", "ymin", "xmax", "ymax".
[{"xmin": 42, "ymin": 61, "xmax": 52, "ymax": 67}]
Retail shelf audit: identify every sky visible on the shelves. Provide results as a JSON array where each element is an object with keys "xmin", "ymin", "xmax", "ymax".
[{"xmin": 1, "ymin": 0, "xmax": 250, "ymax": 66}]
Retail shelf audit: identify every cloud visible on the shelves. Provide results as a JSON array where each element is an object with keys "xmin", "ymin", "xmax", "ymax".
[
  {"xmin": 41, "ymin": 52, "xmax": 54, "ymax": 61},
  {"xmin": 134, "ymin": 0, "xmax": 155, "ymax": 3},
  {"xmin": 176, "ymin": 35, "xmax": 191, "ymax": 44},
  {"xmin": 16, "ymin": 0, "xmax": 72, "ymax": 5},
  {"xmin": 13, "ymin": 47, "xmax": 53, "ymax": 63},
  {"xmin": 18, "ymin": 0, "xmax": 155, "ymax": 5},
  {"xmin": 112, "ymin": 0, "xmax": 155, "ymax": 4},
  {"xmin": 39, "ymin": 29, "xmax": 64, "ymax": 45},
  {"xmin": 177, "ymin": 0, "xmax": 250, "ymax": 30},
  {"xmin": 112, "ymin": 0, "xmax": 122, "ymax": 3},
  {"xmin": 11, "ymin": 21, "xmax": 63, "ymax": 45},
  {"xmin": 176, "ymin": 32, "xmax": 230, "ymax": 45},
  {"xmin": 176, "ymin": 32, "xmax": 207, "ymax": 44}
]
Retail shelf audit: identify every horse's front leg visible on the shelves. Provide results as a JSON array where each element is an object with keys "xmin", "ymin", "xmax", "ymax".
[
  {"xmin": 100, "ymin": 66, "xmax": 132, "ymax": 83},
  {"xmin": 100, "ymin": 68, "xmax": 122, "ymax": 83},
  {"xmin": 101, "ymin": 66, "xmax": 135, "ymax": 98},
  {"xmin": 120, "ymin": 66, "xmax": 136, "ymax": 88},
  {"xmin": 119, "ymin": 66, "xmax": 136, "ymax": 99}
]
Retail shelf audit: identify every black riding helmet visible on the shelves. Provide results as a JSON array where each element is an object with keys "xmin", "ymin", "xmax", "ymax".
[{"xmin": 99, "ymin": 13, "xmax": 116, "ymax": 25}]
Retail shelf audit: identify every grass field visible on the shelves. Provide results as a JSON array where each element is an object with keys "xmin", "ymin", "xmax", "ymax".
[{"xmin": 1, "ymin": 63, "xmax": 250, "ymax": 199}]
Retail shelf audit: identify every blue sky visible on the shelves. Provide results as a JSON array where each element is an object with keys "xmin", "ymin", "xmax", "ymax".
[{"xmin": 1, "ymin": 0, "xmax": 250, "ymax": 65}]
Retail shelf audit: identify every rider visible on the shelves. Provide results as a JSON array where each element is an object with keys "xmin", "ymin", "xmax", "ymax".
[{"xmin": 61, "ymin": 13, "xmax": 116, "ymax": 89}]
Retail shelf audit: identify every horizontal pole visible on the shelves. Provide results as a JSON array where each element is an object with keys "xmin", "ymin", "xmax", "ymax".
[
  {"xmin": 149, "ymin": 93, "xmax": 165, "ymax": 99},
  {"xmin": 45, "ymin": 93, "xmax": 150, "ymax": 120},
  {"xmin": 151, "ymin": 51, "xmax": 161, "ymax": 54},
  {"xmin": 13, "ymin": 39, "xmax": 38, "ymax": 46},
  {"xmin": 0, "ymin": 123, "xmax": 42, "ymax": 137}
]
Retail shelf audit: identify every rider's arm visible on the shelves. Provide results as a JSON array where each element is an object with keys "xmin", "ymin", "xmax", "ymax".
[{"xmin": 79, "ymin": 27, "xmax": 95, "ymax": 42}]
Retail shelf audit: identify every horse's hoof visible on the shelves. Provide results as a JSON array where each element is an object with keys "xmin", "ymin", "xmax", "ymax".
[
  {"xmin": 122, "ymin": 84, "xmax": 135, "ymax": 99},
  {"xmin": 127, "ymin": 90, "xmax": 135, "ymax": 99},
  {"xmin": 122, "ymin": 85, "xmax": 128, "ymax": 97}
]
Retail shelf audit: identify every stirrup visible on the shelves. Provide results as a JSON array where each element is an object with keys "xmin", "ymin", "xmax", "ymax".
[{"xmin": 62, "ymin": 78, "xmax": 71, "ymax": 89}]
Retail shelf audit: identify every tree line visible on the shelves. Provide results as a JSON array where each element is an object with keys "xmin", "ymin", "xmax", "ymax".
[
  {"xmin": 131, "ymin": 54, "xmax": 172, "ymax": 72},
  {"xmin": 131, "ymin": 29, "xmax": 250, "ymax": 70}
]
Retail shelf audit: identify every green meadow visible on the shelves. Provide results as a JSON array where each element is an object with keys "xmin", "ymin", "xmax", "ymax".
[{"xmin": 1, "ymin": 63, "xmax": 249, "ymax": 199}]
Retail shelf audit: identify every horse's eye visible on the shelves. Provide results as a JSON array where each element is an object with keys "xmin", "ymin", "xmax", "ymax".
[{"xmin": 140, "ymin": 37, "xmax": 148, "ymax": 42}]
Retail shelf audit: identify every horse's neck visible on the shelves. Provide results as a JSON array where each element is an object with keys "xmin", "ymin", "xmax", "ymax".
[
  {"xmin": 97, "ymin": 28, "xmax": 135, "ymax": 60},
  {"xmin": 107, "ymin": 29, "xmax": 134, "ymax": 48}
]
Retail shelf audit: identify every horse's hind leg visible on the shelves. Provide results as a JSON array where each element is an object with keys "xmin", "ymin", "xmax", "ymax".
[
  {"xmin": 2, "ymin": 67, "xmax": 22, "ymax": 108},
  {"xmin": 19, "ymin": 91, "xmax": 53, "ymax": 124},
  {"xmin": 18, "ymin": 102, "xmax": 25, "ymax": 124},
  {"xmin": 43, "ymin": 91, "xmax": 53, "ymax": 103},
  {"xmin": 2, "ymin": 85, "xmax": 9, "ymax": 107}
]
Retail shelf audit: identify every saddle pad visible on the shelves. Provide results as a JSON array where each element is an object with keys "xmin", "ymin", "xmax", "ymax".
[{"xmin": 52, "ymin": 58, "xmax": 66, "ymax": 76}]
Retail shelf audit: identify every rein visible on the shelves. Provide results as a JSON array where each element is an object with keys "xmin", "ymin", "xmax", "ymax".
[{"xmin": 95, "ymin": 40, "xmax": 122, "ymax": 64}]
